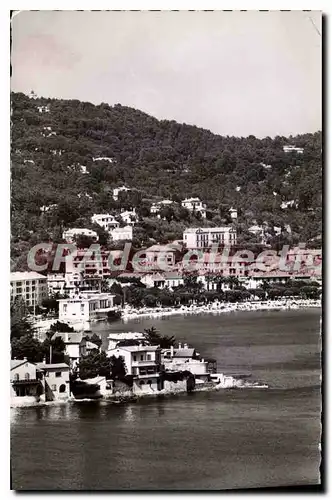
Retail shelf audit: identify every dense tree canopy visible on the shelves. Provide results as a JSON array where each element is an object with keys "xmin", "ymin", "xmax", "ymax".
[{"xmin": 11, "ymin": 92, "xmax": 322, "ymax": 270}]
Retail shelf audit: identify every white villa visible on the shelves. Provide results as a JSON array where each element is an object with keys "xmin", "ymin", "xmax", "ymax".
[
  {"xmin": 150, "ymin": 199, "xmax": 174, "ymax": 216},
  {"xmin": 120, "ymin": 209, "xmax": 137, "ymax": 225},
  {"xmin": 91, "ymin": 214, "xmax": 120, "ymax": 231},
  {"xmin": 113, "ymin": 186, "xmax": 131, "ymax": 201},
  {"xmin": 181, "ymin": 197, "xmax": 207, "ymax": 218},
  {"xmin": 58, "ymin": 292, "xmax": 117, "ymax": 324},
  {"xmin": 283, "ymin": 145, "xmax": 304, "ymax": 154},
  {"xmin": 183, "ymin": 227, "xmax": 237, "ymax": 249},
  {"xmin": 110, "ymin": 225, "xmax": 133, "ymax": 241},
  {"xmin": 62, "ymin": 228, "xmax": 98, "ymax": 244},
  {"xmin": 107, "ymin": 344, "xmax": 163, "ymax": 393},
  {"xmin": 162, "ymin": 343, "xmax": 215, "ymax": 381}
]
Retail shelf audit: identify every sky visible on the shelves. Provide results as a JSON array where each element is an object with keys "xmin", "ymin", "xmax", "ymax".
[{"xmin": 11, "ymin": 10, "xmax": 322, "ymax": 138}]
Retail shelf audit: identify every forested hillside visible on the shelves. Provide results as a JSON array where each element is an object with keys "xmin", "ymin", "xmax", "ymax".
[{"xmin": 11, "ymin": 92, "xmax": 322, "ymax": 270}]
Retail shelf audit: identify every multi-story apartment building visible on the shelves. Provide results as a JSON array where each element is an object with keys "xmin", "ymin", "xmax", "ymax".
[
  {"xmin": 10, "ymin": 272, "xmax": 48, "ymax": 307},
  {"xmin": 181, "ymin": 197, "xmax": 207, "ymax": 218},
  {"xmin": 183, "ymin": 227, "xmax": 237, "ymax": 249},
  {"xmin": 91, "ymin": 214, "xmax": 119, "ymax": 232}
]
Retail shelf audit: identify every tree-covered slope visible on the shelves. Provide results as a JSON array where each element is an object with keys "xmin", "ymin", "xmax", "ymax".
[{"xmin": 11, "ymin": 92, "xmax": 322, "ymax": 264}]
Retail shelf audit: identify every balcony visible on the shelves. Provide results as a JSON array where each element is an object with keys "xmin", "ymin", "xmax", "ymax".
[{"xmin": 132, "ymin": 359, "xmax": 159, "ymax": 367}]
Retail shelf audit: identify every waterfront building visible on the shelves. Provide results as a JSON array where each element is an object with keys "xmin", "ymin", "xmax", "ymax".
[
  {"xmin": 183, "ymin": 227, "xmax": 237, "ymax": 249},
  {"xmin": 91, "ymin": 214, "xmax": 119, "ymax": 231},
  {"xmin": 107, "ymin": 344, "xmax": 163, "ymax": 393},
  {"xmin": 36, "ymin": 362, "xmax": 70, "ymax": 400},
  {"xmin": 10, "ymin": 271, "xmax": 48, "ymax": 308},
  {"xmin": 181, "ymin": 197, "xmax": 207, "ymax": 218},
  {"xmin": 111, "ymin": 225, "xmax": 133, "ymax": 241},
  {"xmin": 161, "ymin": 344, "xmax": 216, "ymax": 381},
  {"xmin": 62, "ymin": 228, "xmax": 99, "ymax": 243},
  {"xmin": 58, "ymin": 292, "xmax": 117, "ymax": 323},
  {"xmin": 10, "ymin": 359, "xmax": 43, "ymax": 400}
]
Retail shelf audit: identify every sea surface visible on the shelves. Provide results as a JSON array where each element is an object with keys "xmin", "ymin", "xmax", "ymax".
[{"xmin": 11, "ymin": 309, "xmax": 322, "ymax": 491}]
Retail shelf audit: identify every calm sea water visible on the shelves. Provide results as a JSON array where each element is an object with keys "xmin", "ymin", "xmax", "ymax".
[{"xmin": 11, "ymin": 309, "xmax": 321, "ymax": 491}]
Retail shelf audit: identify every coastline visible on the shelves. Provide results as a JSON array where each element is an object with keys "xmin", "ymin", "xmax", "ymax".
[{"xmin": 121, "ymin": 298, "xmax": 321, "ymax": 321}]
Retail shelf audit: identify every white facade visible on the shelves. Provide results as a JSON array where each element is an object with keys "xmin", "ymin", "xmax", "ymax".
[
  {"xmin": 150, "ymin": 200, "xmax": 174, "ymax": 215},
  {"xmin": 183, "ymin": 227, "xmax": 237, "ymax": 249},
  {"xmin": 36, "ymin": 363, "xmax": 70, "ymax": 400},
  {"xmin": 181, "ymin": 197, "xmax": 207, "ymax": 218},
  {"xmin": 63, "ymin": 228, "xmax": 99, "ymax": 244},
  {"xmin": 54, "ymin": 332, "xmax": 89, "ymax": 367},
  {"xmin": 120, "ymin": 209, "xmax": 137, "ymax": 225},
  {"xmin": 283, "ymin": 145, "xmax": 304, "ymax": 154},
  {"xmin": 229, "ymin": 208, "xmax": 238, "ymax": 219},
  {"xmin": 58, "ymin": 293, "xmax": 116, "ymax": 323},
  {"xmin": 107, "ymin": 344, "xmax": 161, "ymax": 378},
  {"xmin": 113, "ymin": 186, "xmax": 131, "ymax": 201},
  {"xmin": 111, "ymin": 225, "xmax": 133, "ymax": 241},
  {"xmin": 10, "ymin": 272, "xmax": 48, "ymax": 307},
  {"xmin": 91, "ymin": 214, "xmax": 119, "ymax": 231},
  {"xmin": 162, "ymin": 344, "xmax": 212, "ymax": 379}
]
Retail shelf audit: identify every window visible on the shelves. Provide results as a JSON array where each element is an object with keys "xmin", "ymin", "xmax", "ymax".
[
  {"xmin": 63, "ymin": 304, "xmax": 67, "ymax": 313},
  {"xmin": 55, "ymin": 372, "xmax": 62, "ymax": 378},
  {"xmin": 25, "ymin": 373, "xmax": 30, "ymax": 380},
  {"xmin": 59, "ymin": 384, "xmax": 66, "ymax": 393},
  {"xmin": 51, "ymin": 384, "xmax": 57, "ymax": 391},
  {"xmin": 140, "ymin": 355, "xmax": 144, "ymax": 361},
  {"xmin": 147, "ymin": 354, "xmax": 151, "ymax": 361},
  {"xmin": 14, "ymin": 373, "xmax": 19, "ymax": 381},
  {"xmin": 133, "ymin": 355, "xmax": 137, "ymax": 361}
]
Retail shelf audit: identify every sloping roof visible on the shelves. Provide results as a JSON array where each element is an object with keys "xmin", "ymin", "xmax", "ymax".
[
  {"xmin": 10, "ymin": 359, "xmax": 34, "ymax": 370},
  {"xmin": 173, "ymin": 348, "xmax": 195, "ymax": 358},
  {"xmin": 111, "ymin": 345, "xmax": 159, "ymax": 352},
  {"xmin": 86, "ymin": 341, "xmax": 99, "ymax": 350},
  {"xmin": 36, "ymin": 363, "xmax": 70, "ymax": 370},
  {"xmin": 10, "ymin": 272, "xmax": 46, "ymax": 282},
  {"xmin": 55, "ymin": 332, "xmax": 84, "ymax": 344}
]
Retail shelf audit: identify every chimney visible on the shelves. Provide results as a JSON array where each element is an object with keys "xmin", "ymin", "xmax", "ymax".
[
  {"xmin": 170, "ymin": 345, "xmax": 174, "ymax": 357},
  {"xmin": 184, "ymin": 343, "xmax": 188, "ymax": 349},
  {"xmin": 178, "ymin": 342, "xmax": 182, "ymax": 349},
  {"xmin": 23, "ymin": 357, "xmax": 27, "ymax": 362}
]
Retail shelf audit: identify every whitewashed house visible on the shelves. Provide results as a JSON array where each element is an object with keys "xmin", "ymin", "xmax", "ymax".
[
  {"xmin": 62, "ymin": 228, "xmax": 98, "ymax": 244},
  {"xmin": 36, "ymin": 362, "xmax": 70, "ymax": 400},
  {"xmin": 283, "ymin": 145, "xmax": 304, "ymax": 154},
  {"xmin": 107, "ymin": 344, "xmax": 163, "ymax": 393},
  {"xmin": 91, "ymin": 214, "xmax": 119, "ymax": 232},
  {"xmin": 120, "ymin": 209, "xmax": 137, "ymax": 226},
  {"xmin": 181, "ymin": 197, "xmax": 207, "ymax": 218},
  {"xmin": 58, "ymin": 293, "xmax": 116, "ymax": 324},
  {"xmin": 110, "ymin": 225, "xmax": 133, "ymax": 241},
  {"xmin": 162, "ymin": 343, "xmax": 216, "ymax": 381}
]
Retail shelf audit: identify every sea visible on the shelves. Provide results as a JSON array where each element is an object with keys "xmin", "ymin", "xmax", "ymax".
[{"xmin": 11, "ymin": 309, "xmax": 322, "ymax": 491}]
